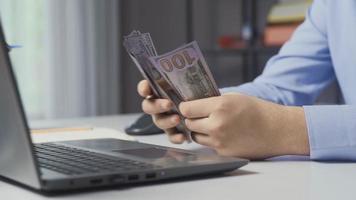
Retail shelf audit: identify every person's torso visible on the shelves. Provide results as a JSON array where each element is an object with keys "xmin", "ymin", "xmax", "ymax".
[{"xmin": 327, "ymin": 0, "xmax": 356, "ymax": 103}]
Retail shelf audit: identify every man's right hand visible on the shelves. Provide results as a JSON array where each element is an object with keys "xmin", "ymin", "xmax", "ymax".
[{"xmin": 137, "ymin": 80, "xmax": 187, "ymax": 144}]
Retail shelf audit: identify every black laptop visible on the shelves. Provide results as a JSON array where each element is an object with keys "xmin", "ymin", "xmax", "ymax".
[{"xmin": 0, "ymin": 20, "xmax": 248, "ymax": 193}]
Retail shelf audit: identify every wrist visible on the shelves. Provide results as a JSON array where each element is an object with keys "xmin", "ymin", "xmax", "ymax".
[{"xmin": 279, "ymin": 106, "xmax": 310, "ymax": 156}]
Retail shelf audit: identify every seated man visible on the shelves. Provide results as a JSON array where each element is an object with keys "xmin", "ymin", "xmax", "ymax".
[{"xmin": 137, "ymin": 0, "xmax": 356, "ymax": 160}]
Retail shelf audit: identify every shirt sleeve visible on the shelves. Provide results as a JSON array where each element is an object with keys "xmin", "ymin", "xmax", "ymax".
[
  {"xmin": 304, "ymin": 105, "xmax": 356, "ymax": 160},
  {"xmin": 222, "ymin": 0, "xmax": 356, "ymax": 160}
]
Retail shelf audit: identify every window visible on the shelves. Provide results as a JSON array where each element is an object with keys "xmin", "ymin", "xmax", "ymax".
[
  {"xmin": 0, "ymin": 0, "xmax": 46, "ymax": 119},
  {"xmin": 0, "ymin": 0, "xmax": 121, "ymax": 120}
]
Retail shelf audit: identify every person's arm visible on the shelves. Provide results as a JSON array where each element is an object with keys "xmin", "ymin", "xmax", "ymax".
[
  {"xmin": 222, "ymin": 0, "xmax": 334, "ymax": 106},
  {"xmin": 224, "ymin": 0, "xmax": 356, "ymax": 161}
]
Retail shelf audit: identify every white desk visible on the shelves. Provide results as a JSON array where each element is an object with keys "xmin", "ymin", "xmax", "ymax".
[{"xmin": 2, "ymin": 114, "xmax": 356, "ymax": 200}]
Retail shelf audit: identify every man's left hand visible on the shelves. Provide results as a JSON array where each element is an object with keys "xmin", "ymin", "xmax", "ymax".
[{"xmin": 179, "ymin": 93, "xmax": 310, "ymax": 160}]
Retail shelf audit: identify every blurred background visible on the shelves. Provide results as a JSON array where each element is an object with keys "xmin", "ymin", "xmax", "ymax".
[{"xmin": 0, "ymin": 0, "xmax": 340, "ymax": 120}]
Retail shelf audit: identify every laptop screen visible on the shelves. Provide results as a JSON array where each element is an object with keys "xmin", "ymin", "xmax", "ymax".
[{"xmin": 0, "ymin": 19, "xmax": 41, "ymax": 189}]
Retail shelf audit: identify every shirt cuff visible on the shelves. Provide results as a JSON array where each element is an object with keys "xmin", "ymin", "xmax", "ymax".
[{"xmin": 304, "ymin": 105, "xmax": 356, "ymax": 160}]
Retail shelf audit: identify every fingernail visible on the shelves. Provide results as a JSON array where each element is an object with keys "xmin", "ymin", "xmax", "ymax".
[
  {"xmin": 170, "ymin": 116, "xmax": 177, "ymax": 124},
  {"xmin": 145, "ymin": 95, "xmax": 154, "ymax": 100}
]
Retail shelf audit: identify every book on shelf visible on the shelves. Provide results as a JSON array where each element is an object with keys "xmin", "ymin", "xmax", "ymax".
[
  {"xmin": 217, "ymin": 35, "xmax": 246, "ymax": 50},
  {"xmin": 264, "ymin": 22, "xmax": 301, "ymax": 46},
  {"xmin": 263, "ymin": 0, "xmax": 312, "ymax": 46},
  {"xmin": 267, "ymin": 0, "xmax": 312, "ymax": 24}
]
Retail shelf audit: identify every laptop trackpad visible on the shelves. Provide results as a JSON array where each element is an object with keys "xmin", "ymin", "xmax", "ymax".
[
  {"xmin": 58, "ymin": 139, "xmax": 197, "ymax": 163},
  {"xmin": 58, "ymin": 138, "xmax": 155, "ymax": 151},
  {"xmin": 112, "ymin": 148, "xmax": 194, "ymax": 159}
]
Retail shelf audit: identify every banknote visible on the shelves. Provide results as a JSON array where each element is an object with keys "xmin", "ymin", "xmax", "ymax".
[
  {"xmin": 124, "ymin": 32, "xmax": 222, "ymax": 143},
  {"xmin": 149, "ymin": 41, "xmax": 220, "ymax": 102},
  {"xmin": 123, "ymin": 31, "xmax": 193, "ymax": 142},
  {"xmin": 123, "ymin": 31, "xmax": 161, "ymax": 97}
]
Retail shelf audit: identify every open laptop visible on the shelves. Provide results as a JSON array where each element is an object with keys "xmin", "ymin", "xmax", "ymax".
[{"xmin": 0, "ymin": 20, "xmax": 248, "ymax": 193}]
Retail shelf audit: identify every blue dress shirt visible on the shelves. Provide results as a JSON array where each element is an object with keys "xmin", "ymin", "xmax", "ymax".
[{"xmin": 222, "ymin": 0, "xmax": 356, "ymax": 160}]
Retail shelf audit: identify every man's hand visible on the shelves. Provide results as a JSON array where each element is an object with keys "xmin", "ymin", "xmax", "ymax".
[
  {"xmin": 179, "ymin": 93, "xmax": 310, "ymax": 159},
  {"xmin": 138, "ymin": 80, "xmax": 310, "ymax": 159},
  {"xmin": 137, "ymin": 80, "xmax": 187, "ymax": 144}
]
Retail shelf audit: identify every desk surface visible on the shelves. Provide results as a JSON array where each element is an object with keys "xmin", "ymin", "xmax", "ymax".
[{"xmin": 1, "ymin": 114, "xmax": 355, "ymax": 200}]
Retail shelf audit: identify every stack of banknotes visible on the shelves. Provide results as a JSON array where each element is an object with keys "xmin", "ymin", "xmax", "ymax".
[{"xmin": 123, "ymin": 30, "xmax": 220, "ymax": 142}]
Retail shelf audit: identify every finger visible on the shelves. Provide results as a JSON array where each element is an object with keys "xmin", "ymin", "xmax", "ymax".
[
  {"xmin": 166, "ymin": 128, "xmax": 186, "ymax": 144},
  {"xmin": 152, "ymin": 114, "xmax": 180, "ymax": 129},
  {"xmin": 185, "ymin": 118, "xmax": 212, "ymax": 134},
  {"xmin": 142, "ymin": 98, "xmax": 173, "ymax": 115},
  {"xmin": 137, "ymin": 80, "xmax": 152, "ymax": 97},
  {"xmin": 179, "ymin": 97, "xmax": 220, "ymax": 118},
  {"xmin": 166, "ymin": 151, "xmax": 185, "ymax": 161},
  {"xmin": 191, "ymin": 132, "xmax": 213, "ymax": 147}
]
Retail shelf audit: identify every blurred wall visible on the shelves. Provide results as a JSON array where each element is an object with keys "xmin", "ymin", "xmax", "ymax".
[
  {"xmin": 119, "ymin": 0, "xmax": 279, "ymax": 113},
  {"xmin": 120, "ymin": 0, "xmax": 188, "ymax": 113},
  {"xmin": 119, "ymin": 0, "xmax": 340, "ymax": 113}
]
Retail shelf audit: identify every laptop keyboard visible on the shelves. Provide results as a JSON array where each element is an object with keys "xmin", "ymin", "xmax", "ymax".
[{"xmin": 34, "ymin": 143, "xmax": 158, "ymax": 175}]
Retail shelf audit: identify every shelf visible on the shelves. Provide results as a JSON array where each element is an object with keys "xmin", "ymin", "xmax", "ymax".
[
  {"xmin": 203, "ymin": 49, "xmax": 246, "ymax": 56},
  {"xmin": 254, "ymin": 46, "xmax": 281, "ymax": 53},
  {"xmin": 186, "ymin": 0, "xmax": 283, "ymax": 81},
  {"xmin": 203, "ymin": 46, "xmax": 281, "ymax": 56}
]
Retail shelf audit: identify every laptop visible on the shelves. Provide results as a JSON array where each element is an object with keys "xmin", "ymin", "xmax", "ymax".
[{"xmin": 0, "ymin": 20, "xmax": 248, "ymax": 193}]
